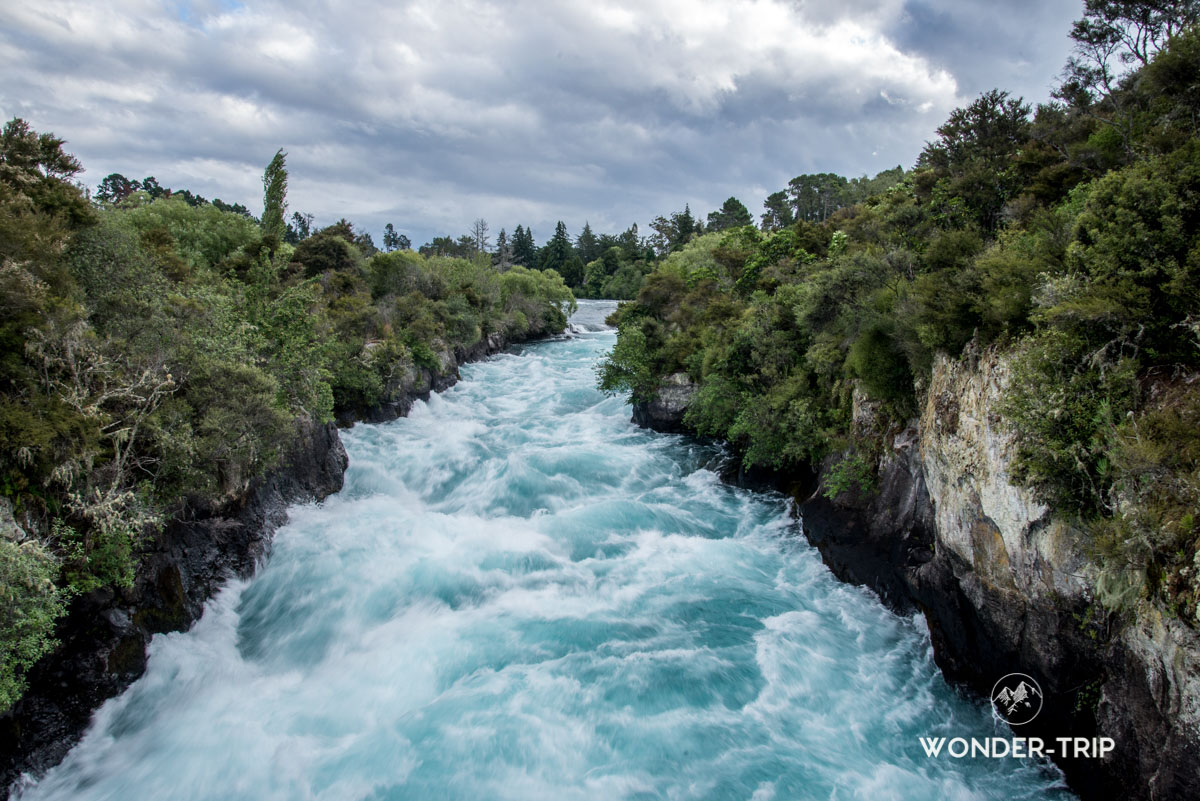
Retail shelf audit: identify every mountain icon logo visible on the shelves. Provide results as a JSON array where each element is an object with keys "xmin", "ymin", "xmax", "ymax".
[{"xmin": 990, "ymin": 673, "xmax": 1043, "ymax": 726}]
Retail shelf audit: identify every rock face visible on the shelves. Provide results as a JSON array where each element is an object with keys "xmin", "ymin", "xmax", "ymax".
[
  {"xmin": 907, "ymin": 351, "xmax": 1200, "ymax": 800},
  {"xmin": 635, "ymin": 351, "xmax": 1200, "ymax": 801},
  {"xmin": 631, "ymin": 372, "xmax": 697, "ymax": 433},
  {"xmin": 0, "ymin": 328, "xmax": 532, "ymax": 790}
]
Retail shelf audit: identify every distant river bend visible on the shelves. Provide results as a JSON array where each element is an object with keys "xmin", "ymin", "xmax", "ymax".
[{"xmin": 19, "ymin": 300, "xmax": 1074, "ymax": 801}]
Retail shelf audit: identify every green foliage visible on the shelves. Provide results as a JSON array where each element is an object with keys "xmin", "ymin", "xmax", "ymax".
[
  {"xmin": 598, "ymin": 29, "xmax": 1200, "ymax": 624},
  {"xmin": 0, "ymin": 525, "xmax": 66, "ymax": 712},
  {"xmin": 1002, "ymin": 324, "xmax": 1138, "ymax": 514},
  {"xmin": 536, "ymin": 221, "xmax": 586, "ymax": 288},
  {"xmin": 919, "ymin": 90, "xmax": 1031, "ymax": 232},
  {"xmin": 291, "ymin": 223, "xmax": 362, "ymax": 278},
  {"xmin": 261, "ymin": 149, "xmax": 288, "ymax": 244},
  {"xmin": 115, "ymin": 197, "xmax": 261, "ymax": 275},
  {"xmin": 845, "ymin": 325, "xmax": 915, "ymax": 414},
  {"xmin": 823, "ymin": 452, "xmax": 875, "ymax": 500},
  {"xmin": 597, "ymin": 323, "xmax": 658, "ymax": 403},
  {"xmin": 0, "ymin": 120, "xmax": 578, "ymax": 711},
  {"xmin": 706, "ymin": 197, "xmax": 753, "ymax": 232}
]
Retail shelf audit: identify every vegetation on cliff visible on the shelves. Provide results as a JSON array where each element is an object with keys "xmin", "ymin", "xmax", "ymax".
[
  {"xmin": 0, "ymin": 130, "xmax": 574, "ymax": 710},
  {"xmin": 600, "ymin": 6, "xmax": 1200, "ymax": 621}
]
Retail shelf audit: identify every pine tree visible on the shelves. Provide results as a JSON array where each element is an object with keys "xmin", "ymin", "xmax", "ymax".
[
  {"xmin": 540, "ymin": 221, "xmax": 581, "ymax": 285},
  {"xmin": 706, "ymin": 197, "xmax": 753, "ymax": 231},
  {"xmin": 576, "ymin": 221, "xmax": 600, "ymax": 263},
  {"xmin": 674, "ymin": 204, "xmax": 696, "ymax": 249},
  {"xmin": 760, "ymin": 191, "xmax": 794, "ymax": 231},
  {"xmin": 95, "ymin": 173, "xmax": 138, "ymax": 203},
  {"xmin": 512, "ymin": 224, "xmax": 538, "ymax": 267}
]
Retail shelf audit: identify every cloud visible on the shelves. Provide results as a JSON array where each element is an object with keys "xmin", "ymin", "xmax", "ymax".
[{"xmin": 0, "ymin": 0, "xmax": 1079, "ymax": 246}]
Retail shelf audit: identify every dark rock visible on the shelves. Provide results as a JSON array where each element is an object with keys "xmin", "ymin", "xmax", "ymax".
[{"xmin": 631, "ymin": 372, "xmax": 696, "ymax": 433}]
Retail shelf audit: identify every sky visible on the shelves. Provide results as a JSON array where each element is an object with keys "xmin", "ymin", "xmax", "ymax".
[{"xmin": 0, "ymin": 0, "xmax": 1083, "ymax": 247}]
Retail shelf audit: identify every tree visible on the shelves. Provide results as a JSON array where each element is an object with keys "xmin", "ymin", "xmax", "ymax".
[
  {"xmin": 140, "ymin": 176, "xmax": 167, "ymax": 200},
  {"xmin": 617, "ymin": 223, "xmax": 642, "ymax": 260},
  {"xmin": 174, "ymin": 189, "xmax": 207, "ymax": 207},
  {"xmin": 541, "ymin": 221, "xmax": 581, "ymax": 284},
  {"xmin": 512, "ymin": 224, "xmax": 538, "ymax": 267},
  {"xmin": 707, "ymin": 197, "xmax": 753, "ymax": 232},
  {"xmin": 0, "ymin": 117, "xmax": 91, "ymax": 228},
  {"xmin": 261, "ymin": 148, "xmax": 288, "ymax": 243},
  {"xmin": 214, "ymin": 198, "xmax": 253, "ymax": 218},
  {"xmin": 471, "ymin": 217, "xmax": 491, "ymax": 254},
  {"xmin": 419, "ymin": 236, "xmax": 457, "ymax": 257},
  {"xmin": 292, "ymin": 219, "xmax": 360, "ymax": 276},
  {"xmin": 495, "ymin": 228, "xmax": 514, "ymax": 271},
  {"xmin": 355, "ymin": 230, "xmax": 378, "ymax": 257},
  {"xmin": 286, "ymin": 211, "xmax": 314, "ymax": 244},
  {"xmin": 918, "ymin": 89, "xmax": 1031, "ymax": 231},
  {"xmin": 576, "ymin": 221, "xmax": 601, "ymax": 263},
  {"xmin": 760, "ymin": 191, "xmax": 794, "ymax": 231},
  {"xmin": 1070, "ymin": 0, "xmax": 1199, "ymax": 80},
  {"xmin": 96, "ymin": 173, "xmax": 139, "ymax": 203},
  {"xmin": 0, "ymin": 118, "xmax": 83, "ymax": 182},
  {"xmin": 1056, "ymin": 1, "xmax": 1200, "ymax": 159},
  {"xmin": 383, "ymin": 222, "xmax": 400, "ymax": 251},
  {"xmin": 649, "ymin": 205, "xmax": 699, "ymax": 255},
  {"xmin": 787, "ymin": 173, "xmax": 849, "ymax": 222}
]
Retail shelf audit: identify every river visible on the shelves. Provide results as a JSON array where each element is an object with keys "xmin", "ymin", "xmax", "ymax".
[{"xmin": 17, "ymin": 300, "xmax": 1073, "ymax": 800}]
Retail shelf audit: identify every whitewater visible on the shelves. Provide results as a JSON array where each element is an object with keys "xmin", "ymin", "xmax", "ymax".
[{"xmin": 17, "ymin": 300, "xmax": 1073, "ymax": 800}]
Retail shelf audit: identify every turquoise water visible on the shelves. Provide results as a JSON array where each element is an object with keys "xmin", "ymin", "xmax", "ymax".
[{"xmin": 18, "ymin": 301, "xmax": 1073, "ymax": 800}]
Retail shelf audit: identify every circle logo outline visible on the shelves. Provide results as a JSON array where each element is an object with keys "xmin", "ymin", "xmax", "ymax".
[{"xmin": 990, "ymin": 672, "xmax": 1043, "ymax": 726}]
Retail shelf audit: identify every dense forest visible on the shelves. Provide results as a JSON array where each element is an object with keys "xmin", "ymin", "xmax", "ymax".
[
  {"xmin": 407, "ymin": 169, "xmax": 905, "ymax": 301},
  {"xmin": 89, "ymin": 150, "xmax": 904, "ymax": 306},
  {"xmin": 600, "ymin": 4, "xmax": 1200, "ymax": 619},
  {"xmin": 0, "ymin": 135, "xmax": 575, "ymax": 710}
]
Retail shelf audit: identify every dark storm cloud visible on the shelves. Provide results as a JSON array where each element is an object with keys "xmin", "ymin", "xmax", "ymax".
[{"xmin": 0, "ymin": 0, "xmax": 1079, "ymax": 246}]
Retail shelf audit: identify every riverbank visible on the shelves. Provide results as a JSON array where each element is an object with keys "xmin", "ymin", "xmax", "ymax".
[
  {"xmin": 631, "ymin": 352, "xmax": 1200, "ymax": 801},
  {"xmin": 0, "ymin": 325, "xmax": 547, "ymax": 791},
  {"xmin": 10, "ymin": 302, "xmax": 1072, "ymax": 801}
]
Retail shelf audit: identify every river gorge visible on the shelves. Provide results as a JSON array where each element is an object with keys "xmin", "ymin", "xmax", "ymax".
[{"xmin": 8, "ymin": 301, "xmax": 1075, "ymax": 800}]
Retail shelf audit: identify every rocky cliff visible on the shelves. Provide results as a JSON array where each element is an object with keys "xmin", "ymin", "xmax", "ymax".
[
  {"xmin": 0, "ymin": 329, "xmax": 527, "ymax": 791},
  {"xmin": 635, "ymin": 349, "xmax": 1200, "ymax": 801}
]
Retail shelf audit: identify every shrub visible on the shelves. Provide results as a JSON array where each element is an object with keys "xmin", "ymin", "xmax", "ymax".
[{"xmin": 0, "ymin": 527, "xmax": 66, "ymax": 712}]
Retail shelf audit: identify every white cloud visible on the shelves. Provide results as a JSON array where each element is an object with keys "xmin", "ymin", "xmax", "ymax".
[{"xmin": 0, "ymin": 0, "xmax": 1076, "ymax": 244}]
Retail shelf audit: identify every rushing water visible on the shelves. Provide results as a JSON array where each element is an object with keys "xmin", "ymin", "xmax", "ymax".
[{"xmin": 19, "ymin": 301, "xmax": 1074, "ymax": 800}]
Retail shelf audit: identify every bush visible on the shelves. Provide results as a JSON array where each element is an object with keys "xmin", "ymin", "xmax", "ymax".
[
  {"xmin": 0, "ymin": 528, "xmax": 66, "ymax": 712},
  {"xmin": 823, "ymin": 451, "xmax": 875, "ymax": 499}
]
